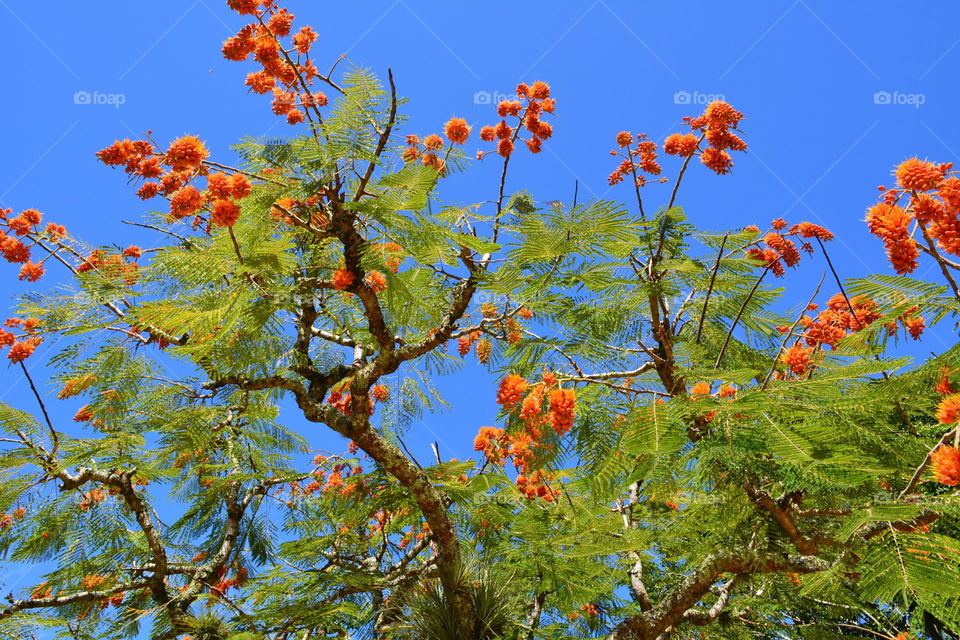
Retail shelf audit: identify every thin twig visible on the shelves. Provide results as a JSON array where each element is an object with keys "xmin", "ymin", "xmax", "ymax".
[
  {"xmin": 714, "ymin": 267, "xmax": 769, "ymax": 369},
  {"xmin": 19, "ymin": 362, "xmax": 58, "ymax": 455},
  {"xmin": 695, "ymin": 233, "xmax": 728, "ymax": 344}
]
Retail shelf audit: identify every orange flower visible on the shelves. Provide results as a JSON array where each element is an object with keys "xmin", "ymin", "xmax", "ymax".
[
  {"xmin": 497, "ymin": 374, "xmax": 528, "ymax": 410},
  {"xmin": 663, "ymin": 133, "xmax": 698, "ymax": 156},
  {"xmin": 781, "ymin": 344, "xmax": 813, "ymax": 375},
  {"xmin": 364, "ymin": 270, "xmax": 387, "ymax": 293},
  {"xmin": 227, "ymin": 0, "xmax": 263, "ymax": 16},
  {"xmin": 423, "ymin": 134, "xmax": 444, "ymax": 151},
  {"xmin": 244, "ymin": 71, "xmax": 275, "ymax": 94},
  {"xmin": 718, "ymin": 384, "xmax": 737, "ymax": 398},
  {"xmin": 896, "ymin": 158, "xmax": 943, "ymax": 191},
  {"xmin": 165, "ymin": 136, "xmax": 208, "ymax": 171},
  {"xmin": 865, "ymin": 203, "xmax": 919, "ymax": 274},
  {"xmin": 791, "ymin": 221, "xmax": 834, "ymax": 241},
  {"xmin": 292, "ymin": 26, "xmax": 318, "ymax": 54},
  {"xmin": 703, "ymin": 100, "xmax": 743, "ymax": 128},
  {"xmin": 615, "ymin": 131, "xmax": 633, "ymax": 147},
  {"xmin": 931, "ymin": 444, "xmax": 960, "ymax": 486},
  {"xmin": 18, "ymin": 261, "xmax": 44, "ymax": 282},
  {"xmin": 936, "ymin": 395, "xmax": 960, "ymax": 424},
  {"xmin": 444, "ymin": 117, "xmax": 471, "ymax": 144},
  {"xmin": 332, "ymin": 269, "xmax": 355, "ymax": 291},
  {"xmin": 548, "ymin": 388, "xmax": 576, "ymax": 435},
  {"xmin": 169, "ymin": 186, "xmax": 205, "ymax": 218},
  {"xmin": 474, "ymin": 426, "xmax": 505, "ymax": 459},
  {"xmin": 936, "ymin": 368, "xmax": 956, "ymax": 395},
  {"xmin": 7, "ymin": 338, "xmax": 39, "ymax": 363},
  {"xmin": 371, "ymin": 384, "xmax": 389, "ymax": 402},
  {"xmin": 497, "ymin": 139, "xmax": 514, "ymax": 157},
  {"xmin": 689, "ymin": 381, "xmax": 711, "ymax": 396},
  {"xmin": 700, "ymin": 147, "xmax": 733, "ymax": 175},
  {"xmin": 529, "ymin": 81, "xmax": 550, "ymax": 100},
  {"xmin": 267, "ymin": 8, "xmax": 295, "ymax": 36},
  {"xmin": 210, "ymin": 199, "xmax": 241, "ymax": 227},
  {"xmin": 476, "ymin": 338, "xmax": 491, "ymax": 364}
]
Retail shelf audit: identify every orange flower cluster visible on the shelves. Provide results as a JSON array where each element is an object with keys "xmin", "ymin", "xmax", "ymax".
[
  {"xmin": 80, "ymin": 575, "xmax": 108, "ymax": 591},
  {"xmin": 794, "ymin": 293, "xmax": 881, "ymax": 349},
  {"xmin": 331, "ymin": 268, "xmax": 355, "ymax": 291},
  {"xmin": 222, "ymin": 3, "xmax": 327, "ymax": 125},
  {"xmin": 30, "ymin": 583, "xmax": 52, "ymax": 600},
  {"xmin": 403, "ymin": 134, "xmax": 448, "ymax": 173},
  {"xmin": 868, "ymin": 158, "xmax": 960, "ymax": 273},
  {"xmin": 298, "ymin": 459, "xmax": 366, "ymax": 499},
  {"xmin": 79, "ymin": 488, "xmax": 107, "ymax": 510},
  {"xmin": 74, "ymin": 248, "xmax": 141, "ymax": 288},
  {"xmin": 687, "ymin": 381, "xmax": 737, "ymax": 422},
  {"xmin": 0, "ymin": 208, "xmax": 70, "ymax": 362},
  {"xmin": 98, "ymin": 136, "xmax": 251, "ymax": 228},
  {"xmin": 781, "ymin": 344, "xmax": 814, "ymax": 376},
  {"xmin": 685, "ymin": 100, "xmax": 747, "ymax": 175},
  {"xmin": 478, "ymin": 81, "xmax": 556, "ymax": 158},
  {"xmin": 744, "ymin": 219, "xmax": 833, "ymax": 277},
  {"xmin": 365, "ymin": 270, "xmax": 388, "ymax": 293},
  {"xmin": 1, "ymin": 316, "xmax": 41, "ymax": 364},
  {"xmin": 931, "ymin": 444, "xmax": 960, "ymax": 486},
  {"xmin": 936, "ymin": 368, "xmax": 956, "ymax": 395},
  {"xmin": 210, "ymin": 564, "xmax": 248, "ymax": 599},
  {"xmin": 608, "ymin": 132, "xmax": 665, "ymax": 187},
  {"xmin": 937, "ymin": 395, "xmax": 960, "ymax": 424},
  {"xmin": 475, "ymin": 372, "xmax": 576, "ymax": 500},
  {"xmin": 371, "ymin": 384, "xmax": 389, "ymax": 402},
  {"xmin": 783, "ymin": 291, "xmax": 924, "ymax": 346},
  {"xmin": 269, "ymin": 194, "xmax": 331, "ymax": 229}
]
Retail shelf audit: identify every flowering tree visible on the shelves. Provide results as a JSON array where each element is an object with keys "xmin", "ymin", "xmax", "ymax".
[{"xmin": 2, "ymin": 2, "xmax": 960, "ymax": 640}]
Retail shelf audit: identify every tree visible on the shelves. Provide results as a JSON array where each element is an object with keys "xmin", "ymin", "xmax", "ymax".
[{"xmin": 1, "ymin": 2, "xmax": 959, "ymax": 639}]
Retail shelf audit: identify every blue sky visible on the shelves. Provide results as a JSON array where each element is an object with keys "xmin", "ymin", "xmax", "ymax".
[{"xmin": 2, "ymin": 0, "xmax": 960, "ymax": 630}]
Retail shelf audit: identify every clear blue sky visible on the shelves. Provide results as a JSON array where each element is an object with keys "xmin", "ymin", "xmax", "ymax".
[{"xmin": 2, "ymin": 0, "xmax": 960, "ymax": 628}]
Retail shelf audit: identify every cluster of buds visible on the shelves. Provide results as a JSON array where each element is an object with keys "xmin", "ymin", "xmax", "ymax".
[
  {"xmin": 744, "ymin": 218, "xmax": 833, "ymax": 277},
  {"xmin": 97, "ymin": 136, "xmax": 251, "ymax": 228},
  {"xmin": 402, "ymin": 117, "xmax": 472, "ymax": 174},
  {"xmin": 608, "ymin": 132, "xmax": 665, "ymax": 187},
  {"xmin": 0, "ymin": 208, "xmax": 66, "ymax": 282},
  {"xmin": 688, "ymin": 381, "xmax": 737, "ymax": 422},
  {"xmin": 607, "ymin": 100, "xmax": 747, "ymax": 193},
  {"xmin": 0, "ymin": 208, "xmax": 68, "ymax": 363},
  {"xmin": 456, "ymin": 304, "xmax": 532, "ymax": 363},
  {"xmin": 210, "ymin": 563, "xmax": 248, "ymax": 599},
  {"xmin": 223, "ymin": 1, "xmax": 328, "ymax": 125},
  {"xmin": 325, "ymin": 380, "xmax": 389, "ymax": 416},
  {"xmin": 0, "ymin": 506, "xmax": 27, "ymax": 533},
  {"xmin": 0, "ymin": 316, "xmax": 41, "ymax": 363},
  {"xmin": 295, "ymin": 454, "xmax": 366, "ymax": 499},
  {"xmin": 478, "ymin": 81, "xmax": 556, "ymax": 158},
  {"xmin": 683, "ymin": 100, "xmax": 748, "ymax": 175},
  {"xmin": 785, "ymin": 292, "xmax": 924, "ymax": 349},
  {"xmin": 79, "ymin": 488, "xmax": 107, "ymax": 511},
  {"xmin": 75, "ymin": 247, "xmax": 142, "ymax": 286},
  {"xmin": 867, "ymin": 158, "xmax": 959, "ymax": 274}
]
